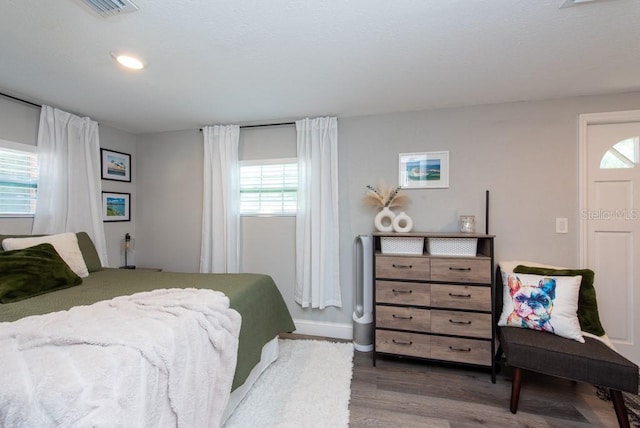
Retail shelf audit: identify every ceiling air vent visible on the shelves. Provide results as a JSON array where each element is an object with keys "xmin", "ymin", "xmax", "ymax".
[{"xmin": 79, "ymin": 0, "xmax": 139, "ymax": 17}]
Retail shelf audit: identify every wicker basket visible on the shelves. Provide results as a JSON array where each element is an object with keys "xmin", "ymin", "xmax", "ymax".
[
  {"xmin": 380, "ymin": 237, "xmax": 424, "ymax": 255},
  {"xmin": 427, "ymin": 238, "xmax": 477, "ymax": 256}
]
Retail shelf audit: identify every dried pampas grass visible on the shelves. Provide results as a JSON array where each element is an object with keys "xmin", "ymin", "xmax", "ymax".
[{"xmin": 363, "ymin": 182, "xmax": 411, "ymax": 209}]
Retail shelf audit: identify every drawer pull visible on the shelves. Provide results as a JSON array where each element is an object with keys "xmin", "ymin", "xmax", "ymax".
[
  {"xmin": 392, "ymin": 314, "xmax": 413, "ymax": 320},
  {"xmin": 392, "ymin": 289, "xmax": 413, "ymax": 295},
  {"xmin": 449, "ymin": 346, "xmax": 472, "ymax": 352},
  {"xmin": 449, "ymin": 319, "xmax": 472, "ymax": 325},
  {"xmin": 392, "ymin": 339, "xmax": 413, "ymax": 346},
  {"xmin": 448, "ymin": 292, "xmax": 471, "ymax": 298},
  {"xmin": 392, "ymin": 264, "xmax": 413, "ymax": 269},
  {"xmin": 449, "ymin": 267, "xmax": 471, "ymax": 271}
]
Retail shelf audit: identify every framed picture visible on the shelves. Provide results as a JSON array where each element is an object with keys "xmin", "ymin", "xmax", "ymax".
[
  {"xmin": 101, "ymin": 148, "xmax": 131, "ymax": 182},
  {"xmin": 102, "ymin": 192, "xmax": 130, "ymax": 222},
  {"xmin": 398, "ymin": 151, "xmax": 449, "ymax": 189}
]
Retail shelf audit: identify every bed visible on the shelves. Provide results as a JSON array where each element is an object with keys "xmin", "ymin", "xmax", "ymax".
[{"xmin": 0, "ymin": 232, "xmax": 296, "ymax": 427}]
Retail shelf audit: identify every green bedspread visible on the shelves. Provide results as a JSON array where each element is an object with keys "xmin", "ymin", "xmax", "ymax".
[{"xmin": 0, "ymin": 268, "xmax": 295, "ymax": 390}]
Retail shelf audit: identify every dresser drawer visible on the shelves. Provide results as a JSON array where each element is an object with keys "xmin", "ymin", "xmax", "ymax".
[
  {"xmin": 430, "ymin": 258, "xmax": 491, "ymax": 283},
  {"xmin": 375, "ymin": 330, "xmax": 430, "ymax": 359},
  {"xmin": 430, "ymin": 336, "xmax": 492, "ymax": 366},
  {"xmin": 430, "ymin": 310, "xmax": 491, "ymax": 338},
  {"xmin": 376, "ymin": 256, "xmax": 430, "ymax": 281},
  {"xmin": 376, "ymin": 305, "xmax": 430, "ymax": 331},
  {"xmin": 376, "ymin": 281, "xmax": 430, "ymax": 306},
  {"xmin": 430, "ymin": 284, "xmax": 491, "ymax": 311}
]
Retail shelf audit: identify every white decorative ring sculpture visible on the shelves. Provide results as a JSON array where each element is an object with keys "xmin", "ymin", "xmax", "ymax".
[
  {"xmin": 374, "ymin": 207, "xmax": 395, "ymax": 232},
  {"xmin": 392, "ymin": 211, "xmax": 413, "ymax": 233}
]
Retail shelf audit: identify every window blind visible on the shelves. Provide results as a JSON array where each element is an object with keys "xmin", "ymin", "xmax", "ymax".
[
  {"xmin": 0, "ymin": 141, "xmax": 38, "ymax": 216},
  {"xmin": 240, "ymin": 159, "xmax": 297, "ymax": 215}
]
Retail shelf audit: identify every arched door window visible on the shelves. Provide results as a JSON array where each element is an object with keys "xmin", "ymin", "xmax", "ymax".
[{"xmin": 600, "ymin": 136, "xmax": 639, "ymax": 169}]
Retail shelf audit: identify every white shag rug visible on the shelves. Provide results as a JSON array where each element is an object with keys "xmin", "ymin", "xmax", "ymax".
[{"xmin": 224, "ymin": 339, "xmax": 354, "ymax": 428}]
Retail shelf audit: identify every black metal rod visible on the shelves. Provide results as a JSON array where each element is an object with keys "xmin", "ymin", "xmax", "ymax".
[
  {"xmin": 0, "ymin": 92, "xmax": 41, "ymax": 109},
  {"xmin": 2, "ymin": 93, "xmax": 297, "ymax": 130},
  {"xmin": 240, "ymin": 122, "xmax": 295, "ymax": 129},
  {"xmin": 200, "ymin": 122, "xmax": 295, "ymax": 132},
  {"xmin": 485, "ymin": 190, "xmax": 490, "ymax": 235}
]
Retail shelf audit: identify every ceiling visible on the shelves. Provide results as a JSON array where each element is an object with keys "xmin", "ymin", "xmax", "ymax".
[{"xmin": 0, "ymin": 0, "xmax": 639, "ymax": 134}]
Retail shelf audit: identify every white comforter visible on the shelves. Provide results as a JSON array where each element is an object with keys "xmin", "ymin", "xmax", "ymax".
[{"xmin": 0, "ymin": 288, "xmax": 242, "ymax": 428}]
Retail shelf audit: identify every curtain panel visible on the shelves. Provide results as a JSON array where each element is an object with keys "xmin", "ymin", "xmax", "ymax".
[
  {"xmin": 200, "ymin": 125, "xmax": 240, "ymax": 273},
  {"xmin": 32, "ymin": 105, "xmax": 108, "ymax": 266},
  {"xmin": 295, "ymin": 117, "xmax": 342, "ymax": 309}
]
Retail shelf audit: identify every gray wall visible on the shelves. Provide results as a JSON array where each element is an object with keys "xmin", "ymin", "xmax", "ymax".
[
  {"xmin": 341, "ymin": 93, "xmax": 640, "ymax": 269},
  {"xmin": 99, "ymin": 126, "xmax": 137, "ymax": 267},
  {"xmin": 134, "ymin": 125, "xmax": 314, "ymax": 323},
  {"xmin": 134, "ymin": 91, "xmax": 640, "ymax": 330},
  {"xmin": 135, "ymin": 130, "xmax": 203, "ymax": 272},
  {"xmin": 0, "ymin": 96, "xmax": 136, "ymax": 268},
  {"xmin": 3, "ymin": 91, "xmax": 640, "ymax": 334}
]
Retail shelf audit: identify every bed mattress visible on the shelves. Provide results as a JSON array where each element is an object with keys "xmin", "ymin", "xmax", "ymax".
[{"xmin": 0, "ymin": 268, "xmax": 295, "ymax": 391}]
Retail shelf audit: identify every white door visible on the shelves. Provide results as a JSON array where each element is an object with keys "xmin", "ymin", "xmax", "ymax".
[{"xmin": 582, "ymin": 114, "xmax": 640, "ymax": 364}]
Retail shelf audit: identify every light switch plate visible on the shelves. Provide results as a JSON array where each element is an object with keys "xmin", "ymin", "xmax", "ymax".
[{"xmin": 556, "ymin": 217, "xmax": 568, "ymax": 234}]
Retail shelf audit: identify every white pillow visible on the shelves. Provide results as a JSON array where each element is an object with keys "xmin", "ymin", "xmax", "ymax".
[
  {"xmin": 498, "ymin": 270, "xmax": 584, "ymax": 343},
  {"xmin": 2, "ymin": 233, "xmax": 89, "ymax": 278}
]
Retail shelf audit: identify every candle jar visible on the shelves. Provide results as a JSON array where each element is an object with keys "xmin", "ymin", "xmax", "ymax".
[{"xmin": 459, "ymin": 215, "xmax": 476, "ymax": 233}]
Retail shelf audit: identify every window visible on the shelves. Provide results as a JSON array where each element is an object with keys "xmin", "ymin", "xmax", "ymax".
[
  {"xmin": 600, "ymin": 136, "xmax": 639, "ymax": 169},
  {"xmin": 0, "ymin": 140, "xmax": 38, "ymax": 216},
  {"xmin": 240, "ymin": 158, "xmax": 297, "ymax": 215}
]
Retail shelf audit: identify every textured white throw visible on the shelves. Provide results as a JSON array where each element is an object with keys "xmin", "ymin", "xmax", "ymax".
[{"xmin": 0, "ymin": 288, "xmax": 241, "ymax": 428}]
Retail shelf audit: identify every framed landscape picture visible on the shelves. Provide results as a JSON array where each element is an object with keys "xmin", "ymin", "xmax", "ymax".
[
  {"xmin": 102, "ymin": 192, "xmax": 130, "ymax": 222},
  {"xmin": 398, "ymin": 151, "xmax": 449, "ymax": 189},
  {"xmin": 101, "ymin": 148, "xmax": 131, "ymax": 182}
]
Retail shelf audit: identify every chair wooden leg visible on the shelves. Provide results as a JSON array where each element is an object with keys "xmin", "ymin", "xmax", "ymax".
[
  {"xmin": 610, "ymin": 389, "xmax": 630, "ymax": 428},
  {"xmin": 510, "ymin": 367, "xmax": 522, "ymax": 414}
]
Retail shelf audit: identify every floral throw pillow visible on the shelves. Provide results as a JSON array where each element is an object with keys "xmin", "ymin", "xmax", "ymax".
[{"xmin": 498, "ymin": 271, "xmax": 584, "ymax": 343}]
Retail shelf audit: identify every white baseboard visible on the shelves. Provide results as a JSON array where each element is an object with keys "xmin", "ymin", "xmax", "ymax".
[{"xmin": 292, "ymin": 318, "xmax": 353, "ymax": 340}]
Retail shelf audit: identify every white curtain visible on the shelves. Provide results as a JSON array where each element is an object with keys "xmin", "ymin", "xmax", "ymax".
[
  {"xmin": 32, "ymin": 105, "xmax": 108, "ymax": 266},
  {"xmin": 295, "ymin": 117, "xmax": 341, "ymax": 309},
  {"xmin": 200, "ymin": 125, "xmax": 240, "ymax": 273}
]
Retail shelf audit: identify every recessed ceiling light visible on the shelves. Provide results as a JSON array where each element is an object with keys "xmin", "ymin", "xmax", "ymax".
[{"xmin": 111, "ymin": 53, "xmax": 145, "ymax": 70}]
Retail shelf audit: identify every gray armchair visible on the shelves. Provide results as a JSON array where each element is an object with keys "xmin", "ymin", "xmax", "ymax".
[{"xmin": 495, "ymin": 265, "xmax": 638, "ymax": 428}]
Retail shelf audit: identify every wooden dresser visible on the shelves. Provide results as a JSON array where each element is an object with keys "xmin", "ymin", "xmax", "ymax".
[{"xmin": 373, "ymin": 232, "xmax": 496, "ymax": 381}]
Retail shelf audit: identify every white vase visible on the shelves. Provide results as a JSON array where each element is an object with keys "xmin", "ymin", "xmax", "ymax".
[
  {"xmin": 392, "ymin": 211, "xmax": 413, "ymax": 233},
  {"xmin": 374, "ymin": 207, "xmax": 395, "ymax": 232}
]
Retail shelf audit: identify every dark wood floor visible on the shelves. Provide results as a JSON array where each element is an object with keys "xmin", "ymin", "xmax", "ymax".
[
  {"xmin": 280, "ymin": 334, "xmax": 623, "ymax": 426},
  {"xmin": 349, "ymin": 350, "xmax": 621, "ymax": 427}
]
